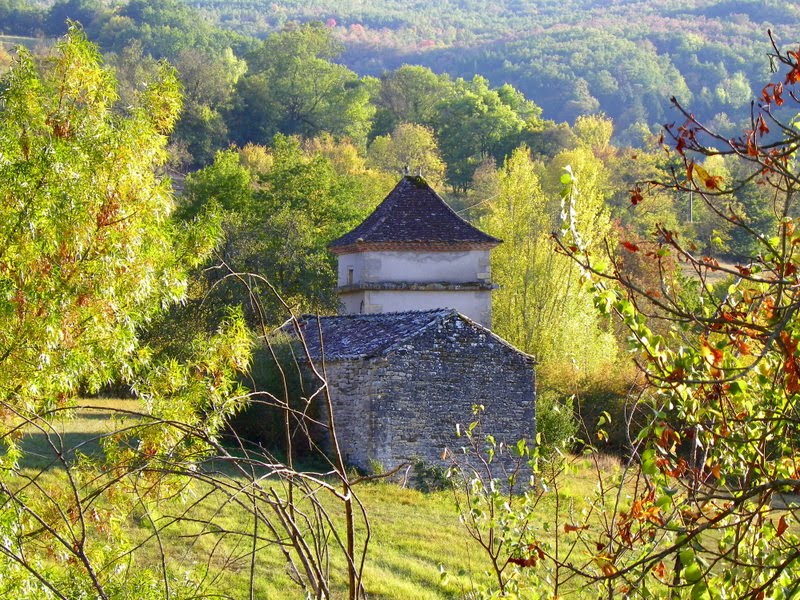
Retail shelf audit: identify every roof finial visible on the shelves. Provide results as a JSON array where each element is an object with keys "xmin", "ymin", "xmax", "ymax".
[
  {"xmin": 403, "ymin": 165, "xmax": 410, "ymax": 175},
  {"xmin": 417, "ymin": 166, "xmax": 423, "ymax": 177}
]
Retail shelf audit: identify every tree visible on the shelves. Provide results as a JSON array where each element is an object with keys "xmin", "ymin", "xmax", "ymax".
[
  {"xmin": 546, "ymin": 33, "xmax": 800, "ymax": 598},
  {"xmin": 0, "ymin": 25, "xmax": 199, "ymax": 413},
  {"xmin": 181, "ymin": 137, "xmax": 380, "ymax": 327},
  {"xmin": 0, "ymin": 28, "xmax": 373, "ymax": 600},
  {"xmin": 171, "ymin": 47, "xmax": 246, "ymax": 166},
  {"xmin": 0, "ymin": 25, "xmax": 254, "ymax": 598},
  {"xmin": 479, "ymin": 146, "xmax": 616, "ymax": 393},
  {"xmin": 373, "ymin": 64, "xmax": 454, "ymax": 135},
  {"xmin": 367, "ymin": 123, "xmax": 446, "ymax": 187},
  {"xmin": 229, "ymin": 23, "xmax": 375, "ymax": 146},
  {"xmin": 434, "ymin": 76, "xmax": 540, "ymax": 191}
]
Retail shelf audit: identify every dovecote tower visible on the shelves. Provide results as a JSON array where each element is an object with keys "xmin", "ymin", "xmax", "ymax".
[{"xmin": 328, "ymin": 176, "xmax": 501, "ymax": 327}]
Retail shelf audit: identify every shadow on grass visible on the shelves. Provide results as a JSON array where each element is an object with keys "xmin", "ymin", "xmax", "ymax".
[{"xmin": 18, "ymin": 431, "xmax": 108, "ymax": 471}]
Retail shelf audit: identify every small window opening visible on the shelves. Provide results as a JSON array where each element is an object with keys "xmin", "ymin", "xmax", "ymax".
[{"xmin": 347, "ymin": 267, "xmax": 354, "ymax": 285}]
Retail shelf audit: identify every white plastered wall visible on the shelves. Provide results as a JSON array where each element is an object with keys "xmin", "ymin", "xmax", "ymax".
[
  {"xmin": 337, "ymin": 250, "xmax": 491, "ymax": 286},
  {"xmin": 338, "ymin": 289, "xmax": 492, "ymax": 327}
]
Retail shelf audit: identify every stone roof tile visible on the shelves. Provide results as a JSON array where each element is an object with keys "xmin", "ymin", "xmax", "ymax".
[
  {"xmin": 328, "ymin": 176, "xmax": 500, "ymax": 252},
  {"xmin": 281, "ymin": 309, "xmax": 451, "ymax": 360},
  {"xmin": 279, "ymin": 309, "xmax": 534, "ymax": 363}
]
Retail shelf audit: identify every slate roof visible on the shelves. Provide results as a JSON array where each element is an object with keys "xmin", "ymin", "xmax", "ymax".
[
  {"xmin": 279, "ymin": 309, "xmax": 534, "ymax": 363},
  {"xmin": 328, "ymin": 176, "xmax": 500, "ymax": 252}
]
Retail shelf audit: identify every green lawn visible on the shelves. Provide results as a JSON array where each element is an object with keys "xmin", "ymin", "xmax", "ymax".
[{"xmin": 17, "ymin": 398, "xmax": 620, "ymax": 599}]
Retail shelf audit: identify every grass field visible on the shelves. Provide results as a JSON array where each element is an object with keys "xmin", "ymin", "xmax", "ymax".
[
  {"xmin": 0, "ymin": 34, "xmax": 52, "ymax": 50},
  {"xmin": 17, "ymin": 398, "xmax": 621, "ymax": 599}
]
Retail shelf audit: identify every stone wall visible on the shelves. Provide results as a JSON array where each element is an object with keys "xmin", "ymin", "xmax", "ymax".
[{"xmin": 321, "ymin": 316, "xmax": 535, "ymax": 471}]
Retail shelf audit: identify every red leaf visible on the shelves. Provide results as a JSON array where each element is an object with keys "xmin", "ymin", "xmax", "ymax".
[
  {"xmin": 630, "ymin": 187, "xmax": 643, "ymax": 205},
  {"xmin": 704, "ymin": 175, "xmax": 723, "ymax": 190},
  {"xmin": 564, "ymin": 523, "xmax": 590, "ymax": 533},
  {"xmin": 757, "ymin": 115, "xmax": 770, "ymax": 136},
  {"xmin": 676, "ymin": 136, "xmax": 687, "ymax": 155},
  {"xmin": 622, "ymin": 241, "xmax": 639, "ymax": 252}
]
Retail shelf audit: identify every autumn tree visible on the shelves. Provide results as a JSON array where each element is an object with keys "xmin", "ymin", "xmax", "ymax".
[
  {"xmin": 0, "ymin": 25, "xmax": 256, "ymax": 598},
  {"xmin": 480, "ymin": 143, "xmax": 616, "ymax": 394},
  {"xmin": 0, "ymin": 27, "xmax": 374, "ymax": 600},
  {"xmin": 540, "ymin": 33, "xmax": 800, "ymax": 598}
]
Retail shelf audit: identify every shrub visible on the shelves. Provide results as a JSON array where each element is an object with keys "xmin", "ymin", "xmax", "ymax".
[
  {"xmin": 226, "ymin": 334, "xmax": 320, "ymax": 454},
  {"xmin": 534, "ymin": 390, "xmax": 578, "ymax": 454}
]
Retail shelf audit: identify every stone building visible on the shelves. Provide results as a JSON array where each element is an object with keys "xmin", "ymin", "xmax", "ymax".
[
  {"xmin": 280, "ymin": 175, "xmax": 535, "ymax": 471},
  {"xmin": 290, "ymin": 309, "xmax": 535, "ymax": 471}
]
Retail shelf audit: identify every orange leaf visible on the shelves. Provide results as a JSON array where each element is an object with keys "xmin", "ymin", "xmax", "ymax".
[
  {"xmin": 757, "ymin": 115, "xmax": 770, "ymax": 136},
  {"xmin": 777, "ymin": 515, "xmax": 789, "ymax": 537},
  {"xmin": 564, "ymin": 523, "xmax": 590, "ymax": 533}
]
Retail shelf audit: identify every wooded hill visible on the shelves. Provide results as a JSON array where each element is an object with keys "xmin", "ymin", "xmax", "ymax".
[
  {"xmin": 4, "ymin": 1, "xmax": 799, "ymax": 145},
  {"xmin": 185, "ymin": 0, "xmax": 800, "ymax": 145}
]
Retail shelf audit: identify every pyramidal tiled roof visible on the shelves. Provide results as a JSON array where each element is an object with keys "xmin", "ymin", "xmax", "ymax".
[
  {"xmin": 278, "ymin": 309, "xmax": 534, "ymax": 363},
  {"xmin": 328, "ymin": 176, "xmax": 501, "ymax": 252}
]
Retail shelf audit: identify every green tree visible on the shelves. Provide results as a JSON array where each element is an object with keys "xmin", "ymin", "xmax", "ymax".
[
  {"xmin": 434, "ymin": 76, "xmax": 540, "ymax": 190},
  {"xmin": 373, "ymin": 64, "xmax": 454, "ymax": 135},
  {"xmin": 367, "ymin": 122, "xmax": 446, "ymax": 187},
  {"xmin": 171, "ymin": 47, "xmax": 246, "ymax": 166},
  {"xmin": 182, "ymin": 137, "xmax": 379, "ymax": 326},
  {"xmin": 480, "ymin": 146, "xmax": 616, "ymax": 392},
  {"xmin": 229, "ymin": 23, "xmax": 375, "ymax": 146},
  {"xmin": 0, "ymin": 26, "xmax": 253, "ymax": 598}
]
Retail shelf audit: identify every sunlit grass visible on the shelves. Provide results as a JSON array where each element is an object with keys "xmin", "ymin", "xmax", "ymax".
[{"xmin": 16, "ymin": 398, "xmax": 631, "ymax": 599}]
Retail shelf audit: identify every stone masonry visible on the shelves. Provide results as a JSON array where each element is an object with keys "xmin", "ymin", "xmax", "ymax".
[{"xmin": 289, "ymin": 310, "xmax": 535, "ymax": 471}]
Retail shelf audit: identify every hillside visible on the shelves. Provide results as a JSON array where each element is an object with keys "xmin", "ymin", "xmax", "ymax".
[{"xmin": 185, "ymin": 0, "xmax": 800, "ymax": 142}]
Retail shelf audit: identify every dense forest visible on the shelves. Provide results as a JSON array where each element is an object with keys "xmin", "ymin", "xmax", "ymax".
[{"xmin": 4, "ymin": 1, "xmax": 800, "ymax": 144}]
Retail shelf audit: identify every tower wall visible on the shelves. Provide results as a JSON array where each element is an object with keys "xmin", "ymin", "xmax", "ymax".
[
  {"xmin": 336, "ymin": 249, "xmax": 491, "ymax": 287},
  {"xmin": 338, "ymin": 288, "xmax": 492, "ymax": 327}
]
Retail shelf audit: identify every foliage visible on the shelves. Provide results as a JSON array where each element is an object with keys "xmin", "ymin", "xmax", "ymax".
[
  {"xmin": 181, "ymin": 137, "xmax": 382, "ymax": 327},
  {"xmin": 433, "ymin": 76, "xmax": 542, "ymax": 190},
  {"xmin": 372, "ymin": 64, "xmax": 454, "ymax": 136},
  {"xmin": 366, "ymin": 122, "xmax": 446, "ymax": 187},
  {"xmin": 0, "ymin": 24, "xmax": 192, "ymax": 414},
  {"xmin": 229, "ymin": 23, "xmax": 375, "ymax": 147},
  {"xmin": 479, "ymin": 142, "xmax": 617, "ymax": 393},
  {"xmin": 226, "ymin": 333, "xmax": 316, "ymax": 452},
  {"xmin": 535, "ymin": 390, "xmax": 578, "ymax": 454},
  {"xmin": 0, "ymin": 27, "xmax": 373, "ymax": 600},
  {"xmin": 549, "ymin": 34, "xmax": 800, "ymax": 598},
  {"xmin": 0, "ymin": 26, "xmax": 250, "ymax": 598}
]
